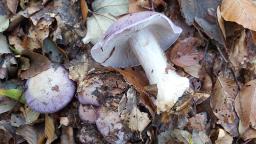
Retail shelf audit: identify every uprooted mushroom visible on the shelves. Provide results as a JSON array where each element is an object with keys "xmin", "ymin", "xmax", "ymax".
[{"xmin": 88, "ymin": 11, "xmax": 189, "ymax": 113}]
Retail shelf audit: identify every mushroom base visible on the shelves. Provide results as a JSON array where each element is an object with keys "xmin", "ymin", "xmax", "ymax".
[{"xmin": 128, "ymin": 28, "xmax": 189, "ymax": 113}]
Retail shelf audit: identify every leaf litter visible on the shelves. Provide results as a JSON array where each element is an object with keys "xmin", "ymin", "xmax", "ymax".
[{"xmin": 2, "ymin": 0, "xmax": 256, "ymax": 143}]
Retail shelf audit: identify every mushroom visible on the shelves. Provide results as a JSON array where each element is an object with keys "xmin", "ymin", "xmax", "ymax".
[
  {"xmin": 90, "ymin": 11, "xmax": 189, "ymax": 113},
  {"xmin": 24, "ymin": 65, "xmax": 75, "ymax": 113}
]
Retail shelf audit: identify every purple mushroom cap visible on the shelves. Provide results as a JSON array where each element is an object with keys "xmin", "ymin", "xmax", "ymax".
[
  {"xmin": 25, "ymin": 65, "xmax": 75, "ymax": 113},
  {"xmin": 91, "ymin": 11, "xmax": 182, "ymax": 68}
]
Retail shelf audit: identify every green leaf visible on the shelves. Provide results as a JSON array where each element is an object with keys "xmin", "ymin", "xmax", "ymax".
[{"xmin": 0, "ymin": 89, "xmax": 24, "ymax": 103}]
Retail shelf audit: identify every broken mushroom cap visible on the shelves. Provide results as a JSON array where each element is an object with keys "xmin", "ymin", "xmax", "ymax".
[
  {"xmin": 91, "ymin": 11, "xmax": 182, "ymax": 68},
  {"xmin": 25, "ymin": 65, "xmax": 75, "ymax": 113}
]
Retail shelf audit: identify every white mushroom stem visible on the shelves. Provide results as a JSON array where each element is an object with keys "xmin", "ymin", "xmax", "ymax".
[{"xmin": 129, "ymin": 28, "xmax": 189, "ymax": 113}]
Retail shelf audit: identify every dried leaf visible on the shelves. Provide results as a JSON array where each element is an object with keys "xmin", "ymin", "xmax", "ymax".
[
  {"xmin": 42, "ymin": 38, "xmax": 65, "ymax": 63},
  {"xmin": 169, "ymin": 37, "xmax": 203, "ymax": 68},
  {"xmin": 116, "ymin": 68, "xmax": 148, "ymax": 93},
  {"xmin": 229, "ymin": 30, "xmax": 248, "ymax": 69},
  {"xmin": 7, "ymin": 0, "xmax": 19, "ymax": 14},
  {"xmin": 211, "ymin": 76, "xmax": 239, "ymax": 136},
  {"xmin": 119, "ymin": 88, "xmax": 150, "ymax": 132},
  {"xmin": 21, "ymin": 106, "xmax": 40, "ymax": 124},
  {"xmin": 128, "ymin": 0, "xmax": 148, "ymax": 13},
  {"xmin": 45, "ymin": 114, "xmax": 57, "ymax": 144},
  {"xmin": 16, "ymin": 125, "xmax": 41, "ymax": 144},
  {"xmin": 178, "ymin": 0, "xmax": 224, "ymax": 44},
  {"xmin": 215, "ymin": 129, "xmax": 233, "ymax": 144},
  {"xmin": 220, "ymin": 0, "xmax": 256, "ymax": 31},
  {"xmin": 183, "ymin": 64, "xmax": 201, "ymax": 78},
  {"xmin": 19, "ymin": 50, "xmax": 51, "ymax": 79},
  {"xmin": 235, "ymin": 80, "xmax": 256, "ymax": 137},
  {"xmin": 217, "ymin": 6, "xmax": 226, "ymax": 39},
  {"xmin": 80, "ymin": 0, "xmax": 88, "ymax": 20}
]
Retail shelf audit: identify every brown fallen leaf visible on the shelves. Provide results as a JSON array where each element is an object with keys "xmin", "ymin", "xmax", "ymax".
[
  {"xmin": 229, "ymin": 30, "xmax": 248, "ymax": 70},
  {"xmin": 45, "ymin": 114, "xmax": 57, "ymax": 144},
  {"xmin": 16, "ymin": 125, "xmax": 45, "ymax": 144},
  {"xmin": 80, "ymin": 0, "xmax": 88, "ymax": 20},
  {"xmin": 220, "ymin": 0, "xmax": 256, "ymax": 31},
  {"xmin": 235, "ymin": 80, "xmax": 256, "ymax": 138},
  {"xmin": 129, "ymin": 0, "xmax": 149, "ymax": 13},
  {"xmin": 119, "ymin": 88, "xmax": 150, "ymax": 132},
  {"xmin": 210, "ymin": 76, "xmax": 239, "ymax": 137},
  {"xmin": 7, "ymin": 0, "xmax": 18, "ymax": 14},
  {"xmin": 217, "ymin": 6, "xmax": 226, "ymax": 39},
  {"xmin": 116, "ymin": 68, "xmax": 156, "ymax": 115},
  {"xmin": 168, "ymin": 37, "xmax": 203, "ymax": 68},
  {"xmin": 19, "ymin": 50, "xmax": 51, "ymax": 79}
]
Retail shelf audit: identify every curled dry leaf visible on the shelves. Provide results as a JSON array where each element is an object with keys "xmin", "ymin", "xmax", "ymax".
[
  {"xmin": 116, "ymin": 68, "xmax": 156, "ymax": 115},
  {"xmin": 16, "ymin": 125, "xmax": 40, "ymax": 144},
  {"xmin": 45, "ymin": 114, "xmax": 57, "ymax": 144},
  {"xmin": 20, "ymin": 106, "xmax": 40, "ymax": 124},
  {"xmin": 118, "ymin": 88, "xmax": 150, "ymax": 132},
  {"xmin": 229, "ymin": 30, "xmax": 248, "ymax": 70},
  {"xmin": 211, "ymin": 76, "xmax": 239, "ymax": 137},
  {"xmin": 220, "ymin": 0, "xmax": 256, "ymax": 31},
  {"xmin": 19, "ymin": 50, "xmax": 51, "ymax": 79},
  {"xmin": 128, "ymin": 0, "xmax": 149, "ymax": 13},
  {"xmin": 235, "ymin": 80, "xmax": 256, "ymax": 139}
]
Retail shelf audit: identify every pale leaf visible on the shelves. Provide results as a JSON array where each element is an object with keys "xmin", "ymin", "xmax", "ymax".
[
  {"xmin": 221, "ymin": 0, "xmax": 256, "ymax": 31},
  {"xmin": 82, "ymin": 14, "xmax": 116, "ymax": 44},
  {"xmin": 0, "ymin": 15, "xmax": 9, "ymax": 32},
  {"xmin": 235, "ymin": 80, "xmax": 256, "ymax": 136},
  {"xmin": 93, "ymin": 0, "xmax": 129, "ymax": 16}
]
